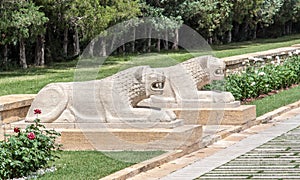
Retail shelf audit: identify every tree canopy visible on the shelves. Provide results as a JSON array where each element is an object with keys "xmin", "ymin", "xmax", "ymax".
[{"xmin": 1, "ymin": 0, "xmax": 300, "ymax": 70}]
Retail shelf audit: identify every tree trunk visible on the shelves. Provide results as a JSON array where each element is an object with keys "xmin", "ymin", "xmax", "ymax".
[
  {"xmin": 132, "ymin": 27, "xmax": 136, "ymax": 53},
  {"xmin": 19, "ymin": 39, "xmax": 27, "ymax": 69},
  {"xmin": 208, "ymin": 37, "xmax": 213, "ymax": 44},
  {"xmin": 101, "ymin": 38, "xmax": 106, "ymax": 56},
  {"xmin": 143, "ymin": 25, "xmax": 147, "ymax": 52},
  {"xmin": 252, "ymin": 24, "xmax": 257, "ymax": 40},
  {"xmin": 227, "ymin": 30, "xmax": 232, "ymax": 43},
  {"xmin": 164, "ymin": 31, "xmax": 168, "ymax": 50},
  {"xmin": 73, "ymin": 26, "xmax": 80, "ymax": 56},
  {"xmin": 3, "ymin": 44, "xmax": 8, "ymax": 64},
  {"xmin": 110, "ymin": 34, "xmax": 116, "ymax": 52},
  {"xmin": 157, "ymin": 38, "xmax": 160, "ymax": 52},
  {"xmin": 46, "ymin": 27, "xmax": 53, "ymax": 64},
  {"xmin": 148, "ymin": 27, "xmax": 152, "ymax": 53},
  {"xmin": 233, "ymin": 24, "xmax": 240, "ymax": 40},
  {"xmin": 63, "ymin": 26, "xmax": 68, "ymax": 56},
  {"xmin": 35, "ymin": 35, "xmax": 45, "ymax": 66},
  {"xmin": 243, "ymin": 22, "xmax": 249, "ymax": 40},
  {"xmin": 40, "ymin": 35, "xmax": 45, "ymax": 66},
  {"xmin": 172, "ymin": 28, "xmax": 179, "ymax": 50},
  {"xmin": 282, "ymin": 25, "xmax": 286, "ymax": 35},
  {"xmin": 35, "ymin": 37, "xmax": 41, "ymax": 65},
  {"xmin": 287, "ymin": 22, "xmax": 292, "ymax": 34},
  {"xmin": 122, "ymin": 44, "xmax": 125, "ymax": 54},
  {"xmin": 88, "ymin": 39, "xmax": 95, "ymax": 57}
]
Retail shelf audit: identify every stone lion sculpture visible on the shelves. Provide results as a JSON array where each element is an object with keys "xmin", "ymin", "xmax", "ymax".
[
  {"xmin": 138, "ymin": 55, "xmax": 238, "ymax": 108},
  {"xmin": 26, "ymin": 66, "xmax": 176, "ymax": 123}
]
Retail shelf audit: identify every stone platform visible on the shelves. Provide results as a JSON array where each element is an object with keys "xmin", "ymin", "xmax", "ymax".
[
  {"xmin": 60, "ymin": 125, "xmax": 202, "ymax": 150},
  {"xmin": 8, "ymin": 119, "xmax": 202, "ymax": 151},
  {"xmin": 171, "ymin": 105, "xmax": 256, "ymax": 126},
  {"xmin": 0, "ymin": 94, "xmax": 35, "ymax": 123}
]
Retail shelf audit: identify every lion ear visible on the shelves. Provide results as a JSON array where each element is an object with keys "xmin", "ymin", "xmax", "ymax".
[
  {"xmin": 134, "ymin": 66, "xmax": 144, "ymax": 82},
  {"xmin": 199, "ymin": 56, "xmax": 208, "ymax": 68}
]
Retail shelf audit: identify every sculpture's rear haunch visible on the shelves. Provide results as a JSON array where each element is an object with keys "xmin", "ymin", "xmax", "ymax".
[{"xmin": 26, "ymin": 66, "xmax": 176, "ymax": 123}]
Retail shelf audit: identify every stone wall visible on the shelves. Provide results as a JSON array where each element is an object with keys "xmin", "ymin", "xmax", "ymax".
[{"xmin": 223, "ymin": 44, "xmax": 300, "ymax": 75}]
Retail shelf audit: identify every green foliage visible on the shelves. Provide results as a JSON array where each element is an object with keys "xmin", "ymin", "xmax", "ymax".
[
  {"xmin": 183, "ymin": 0, "xmax": 233, "ymax": 38},
  {"xmin": 225, "ymin": 56, "xmax": 300, "ymax": 100},
  {"xmin": 0, "ymin": 112, "xmax": 61, "ymax": 179},
  {"xmin": 67, "ymin": 0, "xmax": 141, "ymax": 40},
  {"xmin": 0, "ymin": 0, "xmax": 48, "ymax": 44}
]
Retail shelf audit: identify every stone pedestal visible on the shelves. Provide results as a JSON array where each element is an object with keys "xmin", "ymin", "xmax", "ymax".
[
  {"xmin": 171, "ymin": 105, "xmax": 256, "ymax": 126},
  {"xmin": 10, "ymin": 119, "xmax": 202, "ymax": 151},
  {"xmin": 0, "ymin": 94, "xmax": 35, "ymax": 123},
  {"xmin": 60, "ymin": 125, "xmax": 202, "ymax": 150}
]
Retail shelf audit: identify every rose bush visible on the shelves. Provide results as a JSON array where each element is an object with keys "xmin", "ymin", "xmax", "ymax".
[{"xmin": 0, "ymin": 109, "xmax": 62, "ymax": 179}]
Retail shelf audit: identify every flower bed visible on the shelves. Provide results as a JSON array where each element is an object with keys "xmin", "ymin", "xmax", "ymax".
[
  {"xmin": 0, "ymin": 109, "xmax": 61, "ymax": 179},
  {"xmin": 206, "ymin": 56, "xmax": 300, "ymax": 101}
]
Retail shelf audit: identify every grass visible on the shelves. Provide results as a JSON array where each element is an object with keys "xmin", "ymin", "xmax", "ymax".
[
  {"xmin": 2, "ymin": 34, "xmax": 300, "ymax": 179},
  {"xmin": 247, "ymin": 85, "xmax": 300, "ymax": 117},
  {"xmin": 39, "ymin": 151, "xmax": 165, "ymax": 179},
  {"xmin": 212, "ymin": 33, "xmax": 300, "ymax": 58},
  {"xmin": 1, "ymin": 34, "xmax": 300, "ymax": 96}
]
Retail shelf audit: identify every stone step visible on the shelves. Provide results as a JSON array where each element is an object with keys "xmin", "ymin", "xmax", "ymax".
[
  {"xmin": 9, "ymin": 119, "xmax": 184, "ymax": 130},
  {"xmin": 0, "ymin": 94, "xmax": 35, "ymax": 123},
  {"xmin": 170, "ymin": 105, "xmax": 256, "ymax": 126},
  {"xmin": 59, "ymin": 125, "xmax": 203, "ymax": 151}
]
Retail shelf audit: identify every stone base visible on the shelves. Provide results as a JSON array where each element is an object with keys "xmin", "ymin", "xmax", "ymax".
[
  {"xmin": 171, "ymin": 105, "xmax": 256, "ymax": 125},
  {"xmin": 0, "ymin": 94, "xmax": 35, "ymax": 123},
  {"xmin": 139, "ymin": 100, "xmax": 241, "ymax": 109},
  {"xmin": 60, "ymin": 125, "xmax": 202, "ymax": 150},
  {"xmin": 10, "ymin": 119, "xmax": 184, "ymax": 130}
]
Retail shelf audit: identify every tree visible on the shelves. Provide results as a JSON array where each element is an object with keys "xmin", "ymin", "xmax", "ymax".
[
  {"xmin": 0, "ymin": 0, "xmax": 48, "ymax": 68},
  {"xmin": 181, "ymin": 0, "xmax": 233, "ymax": 43},
  {"xmin": 66, "ymin": 0, "xmax": 140, "ymax": 56}
]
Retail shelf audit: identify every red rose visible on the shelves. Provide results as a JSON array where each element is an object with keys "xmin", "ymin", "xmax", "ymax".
[
  {"xmin": 34, "ymin": 109, "xmax": 42, "ymax": 114},
  {"xmin": 14, "ymin": 127, "xmax": 20, "ymax": 133},
  {"xmin": 27, "ymin": 132, "xmax": 36, "ymax": 140}
]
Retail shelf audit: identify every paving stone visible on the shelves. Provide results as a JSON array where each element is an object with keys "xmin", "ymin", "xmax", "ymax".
[
  {"xmin": 162, "ymin": 115, "xmax": 300, "ymax": 180},
  {"xmin": 123, "ymin": 101, "xmax": 300, "ymax": 180},
  {"xmin": 198, "ymin": 125, "xmax": 300, "ymax": 179}
]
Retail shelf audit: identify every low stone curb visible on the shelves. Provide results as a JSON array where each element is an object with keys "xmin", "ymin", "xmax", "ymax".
[
  {"xmin": 101, "ymin": 143, "xmax": 201, "ymax": 180},
  {"xmin": 255, "ymin": 99, "xmax": 300, "ymax": 124},
  {"xmin": 101, "ymin": 99, "xmax": 300, "ymax": 180}
]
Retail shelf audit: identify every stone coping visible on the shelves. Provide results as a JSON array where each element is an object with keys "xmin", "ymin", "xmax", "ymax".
[
  {"xmin": 102, "ymin": 99, "xmax": 300, "ymax": 180},
  {"xmin": 0, "ymin": 94, "xmax": 35, "ymax": 111},
  {"xmin": 222, "ymin": 45, "xmax": 300, "ymax": 66},
  {"xmin": 0, "ymin": 94, "xmax": 36, "ymax": 123}
]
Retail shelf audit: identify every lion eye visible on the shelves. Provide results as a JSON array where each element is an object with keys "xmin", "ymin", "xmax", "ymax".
[{"xmin": 215, "ymin": 69, "xmax": 224, "ymax": 75}]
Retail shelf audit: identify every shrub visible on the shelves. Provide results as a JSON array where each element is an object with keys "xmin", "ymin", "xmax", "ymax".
[
  {"xmin": 0, "ymin": 109, "xmax": 61, "ymax": 179},
  {"xmin": 205, "ymin": 56, "xmax": 300, "ymax": 101}
]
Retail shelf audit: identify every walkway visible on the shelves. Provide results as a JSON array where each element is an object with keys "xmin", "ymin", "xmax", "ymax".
[
  {"xmin": 198, "ymin": 125, "xmax": 300, "ymax": 179},
  {"xmin": 129, "ymin": 107, "xmax": 300, "ymax": 180}
]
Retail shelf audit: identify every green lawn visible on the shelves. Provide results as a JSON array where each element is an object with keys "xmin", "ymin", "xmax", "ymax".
[
  {"xmin": 1, "ymin": 34, "xmax": 300, "ymax": 96},
  {"xmin": 247, "ymin": 85, "xmax": 300, "ymax": 117},
  {"xmin": 2, "ymin": 34, "xmax": 300, "ymax": 179},
  {"xmin": 38, "ymin": 151, "xmax": 165, "ymax": 179}
]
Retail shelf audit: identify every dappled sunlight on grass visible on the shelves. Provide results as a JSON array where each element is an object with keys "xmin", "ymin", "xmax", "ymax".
[{"xmin": 1, "ymin": 34, "xmax": 300, "ymax": 96}]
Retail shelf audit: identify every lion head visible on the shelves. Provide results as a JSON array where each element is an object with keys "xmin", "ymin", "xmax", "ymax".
[
  {"xmin": 181, "ymin": 55, "xmax": 225, "ymax": 90},
  {"xmin": 113, "ymin": 66, "xmax": 166, "ymax": 107}
]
